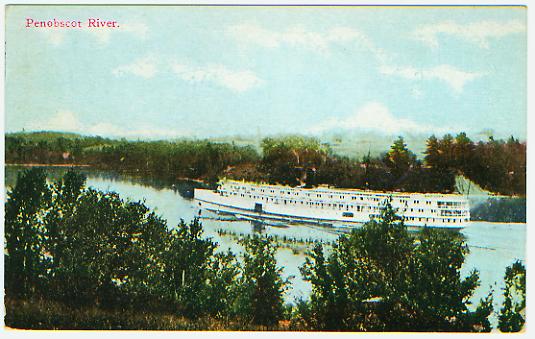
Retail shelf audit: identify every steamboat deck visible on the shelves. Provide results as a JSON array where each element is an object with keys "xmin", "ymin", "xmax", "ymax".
[{"xmin": 194, "ymin": 180, "xmax": 470, "ymax": 229}]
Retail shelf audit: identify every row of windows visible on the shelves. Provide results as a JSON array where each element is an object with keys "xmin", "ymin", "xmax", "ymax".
[
  {"xmin": 437, "ymin": 201, "xmax": 464, "ymax": 207},
  {"xmin": 221, "ymin": 191, "xmax": 469, "ymax": 214},
  {"xmin": 441, "ymin": 210, "xmax": 467, "ymax": 216},
  {"xmin": 229, "ymin": 182, "xmax": 464, "ymax": 197},
  {"xmin": 226, "ymin": 186, "xmax": 466, "ymax": 207},
  {"xmin": 223, "ymin": 191, "xmax": 383, "ymax": 211},
  {"xmin": 222, "ymin": 192, "xmax": 470, "ymax": 218},
  {"xmin": 405, "ymin": 216, "xmax": 469, "ymax": 223}
]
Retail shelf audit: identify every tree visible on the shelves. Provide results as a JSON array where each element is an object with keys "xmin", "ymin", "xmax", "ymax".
[
  {"xmin": 383, "ymin": 136, "xmax": 418, "ymax": 183},
  {"xmin": 498, "ymin": 260, "xmax": 526, "ymax": 332},
  {"xmin": 5, "ymin": 168, "xmax": 51, "ymax": 298},
  {"xmin": 408, "ymin": 227, "xmax": 493, "ymax": 332},
  {"xmin": 260, "ymin": 136, "xmax": 329, "ymax": 186},
  {"xmin": 298, "ymin": 200, "xmax": 493, "ymax": 331},
  {"xmin": 202, "ymin": 251, "xmax": 240, "ymax": 318},
  {"xmin": 424, "ymin": 135, "xmax": 440, "ymax": 168},
  {"xmin": 44, "ymin": 182, "xmax": 169, "ymax": 309},
  {"xmin": 161, "ymin": 218, "xmax": 218, "ymax": 317},
  {"xmin": 453, "ymin": 132, "xmax": 474, "ymax": 172},
  {"xmin": 45, "ymin": 169, "xmax": 86, "ymax": 273},
  {"xmin": 235, "ymin": 235, "xmax": 289, "ymax": 327},
  {"xmin": 298, "ymin": 242, "xmax": 353, "ymax": 330}
]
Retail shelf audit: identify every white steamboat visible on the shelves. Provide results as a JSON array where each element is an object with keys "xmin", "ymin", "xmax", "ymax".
[{"xmin": 194, "ymin": 180, "xmax": 470, "ymax": 229}]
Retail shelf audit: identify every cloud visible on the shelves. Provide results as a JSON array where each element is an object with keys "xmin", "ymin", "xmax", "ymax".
[
  {"xmin": 309, "ymin": 102, "xmax": 453, "ymax": 135},
  {"xmin": 111, "ymin": 56, "xmax": 262, "ymax": 92},
  {"xmin": 113, "ymin": 55, "xmax": 158, "ymax": 78},
  {"xmin": 39, "ymin": 29, "xmax": 66, "ymax": 46},
  {"xmin": 120, "ymin": 22, "xmax": 149, "ymax": 39},
  {"xmin": 28, "ymin": 110, "xmax": 82, "ymax": 131},
  {"xmin": 28, "ymin": 110, "xmax": 191, "ymax": 139},
  {"xmin": 84, "ymin": 122, "xmax": 191, "ymax": 139},
  {"xmin": 89, "ymin": 22, "xmax": 149, "ymax": 45},
  {"xmin": 227, "ymin": 23, "xmax": 385, "ymax": 59},
  {"xmin": 379, "ymin": 64, "xmax": 482, "ymax": 93},
  {"xmin": 412, "ymin": 20, "xmax": 525, "ymax": 48},
  {"xmin": 171, "ymin": 62, "xmax": 262, "ymax": 92}
]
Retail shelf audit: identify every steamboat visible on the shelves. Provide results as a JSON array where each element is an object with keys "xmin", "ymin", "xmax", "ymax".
[{"xmin": 194, "ymin": 180, "xmax": 470, "ymax": 229}]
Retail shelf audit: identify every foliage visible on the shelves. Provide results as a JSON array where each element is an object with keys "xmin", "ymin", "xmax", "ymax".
[
  {"xmin": 234, "ymin": 235, "xmax": 290, "ymax": 327},
  {"xmin": 6, "ymin": 131, "xmax": 526, "ymax": 195},
  {"xmin": 383, "ymin": 136, "xmax": 418, "ymax": 179},
  {"xmin": 498, "ymin": 260, "xmax": 526, "ymax": 332},
  {"xmin": 161, "ymin": 218, "xmax": 238, "ymax": 318},
  {"xmin": 259, "ymin": 135, "xmax": 329, "ymax": 186},
  {"xmin": 298, "ymin": 201, "xmax": 493, "ymax": 332},
  {"xmin": 42, "ymin": 171, "xmax": 169, "ymax": 309},
  {"xmin": 424, "ymin": 133, "xmax": 526, "ymax": 195},
  {"xmin": 5, "ymin": 132, "xmax": 260, "ymax": 182},
  {"xmin": 4, "ymin": 169, "xmax": 240, "ymax": 319},
  {"xmin": 4, "ymin": 168, "xmax": 51, "ymax": 298},
  {"xmin": 3, "ymin": 168, "xmax": 524, "ymax": 331}
]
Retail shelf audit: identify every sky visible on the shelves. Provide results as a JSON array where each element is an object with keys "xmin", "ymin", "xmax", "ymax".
[{"xmin": 5, "ymin": 5, "xmax": 527, "ymax": 141}]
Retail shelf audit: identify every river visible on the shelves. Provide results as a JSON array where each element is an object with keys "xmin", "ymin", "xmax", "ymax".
[{"xmin": 4, "ymin": 166, "xmax": 526, "ymax": 324}]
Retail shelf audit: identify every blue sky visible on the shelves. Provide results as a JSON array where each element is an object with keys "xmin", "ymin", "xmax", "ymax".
[{"xmin": 5, "ymin": 5, "xmax": 527, "ymax": 140}]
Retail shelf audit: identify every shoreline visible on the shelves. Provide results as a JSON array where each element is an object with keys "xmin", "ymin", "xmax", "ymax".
[{"xmin": 5, "ymin": 163, "xmax": 524, "ymax": 199}]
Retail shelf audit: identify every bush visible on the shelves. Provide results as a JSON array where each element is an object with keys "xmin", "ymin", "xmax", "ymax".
[
  {"xmin": 234, "ymin": 235, "xmax": 290, "ymax": 327},
  {"xmin": 498, "ymin": 260, "xmax": 526, "ymax": 332},
  {"xmin": 298, "ymin": 200, "xmax": 493, "ymax": 331}
]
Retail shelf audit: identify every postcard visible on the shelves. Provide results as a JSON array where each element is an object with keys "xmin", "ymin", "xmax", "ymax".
[{"xmin": 3, "ymin": 4, "xmax": 527, "ymax": 333}]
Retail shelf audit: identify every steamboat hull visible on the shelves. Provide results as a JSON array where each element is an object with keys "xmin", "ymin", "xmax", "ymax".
[{"xmin": 194, "ymin": 182, "xmax": 470, "ymax": 230}]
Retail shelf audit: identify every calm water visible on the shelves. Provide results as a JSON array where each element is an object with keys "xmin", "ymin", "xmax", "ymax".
[{"xmin": 5, "ymin": 166, "xmax": 526, "ymax": 323}]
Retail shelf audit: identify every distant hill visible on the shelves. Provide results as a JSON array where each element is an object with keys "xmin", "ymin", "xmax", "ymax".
[{"xmin": 6, "ymin": 131, "xmax": 109, "ymax": 142}]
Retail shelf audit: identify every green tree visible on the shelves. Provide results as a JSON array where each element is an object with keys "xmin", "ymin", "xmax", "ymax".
[
  {"xmin": 161, "ymin": 218, "xmax": 218, "ymax": 317},
  {"xmin": 202, "ymin": 251, "xmax": 240, "ymax": 318},
  {"xmin": 44, "ymin": 169, "xmax": 86, "ymax": 272},
  {"xmin": 45, "ymin": 185, "xmax": 168, "ymax": 309},
  {"xmin": 5, "ymin": 168, "xmax": 51, "ymax": 298},
  {"xmin": 299, "ymin": 201, "xmax": 492, "ymax": 331},
  {"xmin": 498, "ymin": 260, "xmax": 526, "ymax": 332},
  {"xmin": 424, "ymin": 135, "xmax": 440, "ymax": 168},
  {"xmin": 260, "ymin": 136, "xmax": 329, "ymax": 186},
  {"xmin": 235, "ymin": 235, "xmax": 289, "ymax": 327},
  {"xmin": 453, "ymin": 132, "xmax": 474, "ymax": 172},
  {"xmin": 384, "ymin": 136, "xmax": 417, "ymax": 181}
]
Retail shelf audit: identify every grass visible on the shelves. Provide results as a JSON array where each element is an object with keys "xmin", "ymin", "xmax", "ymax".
[{"xmin": 4, "ymin": 297, "xmax": 293, "ymax": 331}]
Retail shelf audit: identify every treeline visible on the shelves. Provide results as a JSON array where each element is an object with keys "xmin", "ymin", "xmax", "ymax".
[
  {"xmin": 254, "ymin": 134, "xmax": 525, "ymax": 196},
  {"xmin": 5, "ymin": 132, "xmax": 259, "ymax": 183},
  {"xmin": 424, "ymin": 133, "xmax": 526, "ymax": 195},
  {"xmin": 4, "ymin": 169, "xmax": 526, "ymax": 331},
  {"xmin": 5, "ymin": 131, "xmax": 526, "ymax": 195}
]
